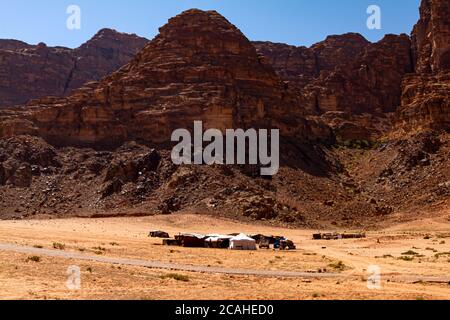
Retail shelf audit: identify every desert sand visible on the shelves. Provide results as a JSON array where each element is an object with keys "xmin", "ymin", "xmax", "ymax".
[{"xmin": 0, "ymin": 212, "xmax": 449, "ymax": 300}]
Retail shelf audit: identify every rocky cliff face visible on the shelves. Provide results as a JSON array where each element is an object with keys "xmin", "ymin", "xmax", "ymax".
[
  {"xmin": 0, "ymin": 4, "xmax": 448, "ymax": 226},
  {"xmin": 0, "ymin": 39, "xmax": 33, "ymax": 51},
  {"xmin": 252, "ymin": 41, "xmax": 317, "ymax": 92},
  {"xmin": 411, "ymin": 0, "xmax": 450, "ymax": 74},
  {"xmin": 67, "ymin": 29, "xmax": 150, "ymax": 92},
  {"xmin": 0, "ymin": 9, "xmax": 331, "ymax": 147},
  {"xmin": 253, "ymin": 33, "xmax": 370, "ymax": 91},
  {"xmin": 255, "ymin": 0, "xmax": 449, "ymax": 137},
  {"xmin": 0, "ymin": 43, "xmax": 74, "ymax": 107},
  {"xmin": 255, "ymin": 33, "xmax": 413, "ymax": 141},
  {"xmin": 255, "ymin": 33, "xmax": 413, "ymax": 117},
  {"xmin": 397, "ymin": 0, "xmax": 450, "ymax": 131},
  {"xmin": 397, "ymin": 73, "xmax": 450, "ymax": 131},
  {"xmin": 0, "ymin": 30, "xmax": 148, "ymax": 108}
]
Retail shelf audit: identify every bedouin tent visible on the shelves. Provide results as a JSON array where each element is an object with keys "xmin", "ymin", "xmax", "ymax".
[
  {"xmin": 229, "ymin": 233, "xmax": 257, "ymax": 250},
  {"xmin": 205, "ymin": 235, "xmax": 233, "ymax": 249}
]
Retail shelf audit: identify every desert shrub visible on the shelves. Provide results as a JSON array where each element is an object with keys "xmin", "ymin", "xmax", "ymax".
[
  {"xmin": 92, "ymin": 246, "xmax": 107, "ymax": 252},
  {"xmin": 328, "ymin": 261, "xmax": 347, "ymax": 271},
  {"xmin": 27, "ymin": 256, "xmax": 41, "ymax": 263},
  {"xmin": 160, "ymin": 273, "xmax": 190, "ymax": 282},
  {"xmin": 435, "ymin": 252, "xmax": 450, "ymax": 259},
  {"xmin": 398, "ymin": 256, "xmax": 414, "ymax": 261},
  {"xmin": 53, "ymin": 242, "xmax": 65, "ymax": 250},
  {"xmin": 402, "ymin": 250, "xmax": 419, "ymax": 256}
]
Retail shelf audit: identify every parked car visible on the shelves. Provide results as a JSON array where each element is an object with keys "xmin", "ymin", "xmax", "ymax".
[
  {"xmin": 280, "ymin": 239, "xmax": 296, "ymax": 250},
  {"xmin": 149, "ymin": 230, "xmax": 170, "ymax": 238}
]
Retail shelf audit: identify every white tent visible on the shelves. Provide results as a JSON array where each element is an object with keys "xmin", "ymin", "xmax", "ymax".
[
  {"xmin": 229, "ymin": 233, "xmax": 257, "ymax": 250},
  {"xmin": 205, "ymin": 234, "xmax": 232, "ymax": 242}
]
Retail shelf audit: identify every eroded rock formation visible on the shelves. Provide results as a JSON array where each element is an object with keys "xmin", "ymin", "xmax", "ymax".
[
  {"xmin": 254, "ymin": 33, "xmax": 413, "ymax": 117},
  {"xmin": 411, "ymin": 0, "xmax": 450, "ymax": 73},
  {"xmin": 0, "ymin": 2, "xmax": 448, "ymax": 226},
  {"xmin": 397, "ymin": 0, "xmax": 450, "ymax": 131},
  {"xmin": 255, "ymin": 0, "xmax": 449, "ymax": 138},
  {"xmin": 0, "ymin": 9, "xmax": 331, "ymax": 147},
  {"xmin": 0, "ymin": 29, "xmax": 148, "ymax": 107}
]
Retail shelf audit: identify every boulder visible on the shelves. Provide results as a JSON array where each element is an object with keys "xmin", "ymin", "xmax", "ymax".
[{"xmin": 8, "ymin": 163, "xmax": 32, "ymax": 188}]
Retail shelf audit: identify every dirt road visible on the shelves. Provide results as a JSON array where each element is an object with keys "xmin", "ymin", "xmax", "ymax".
[
  {"xmin": 1, "ymin": 242, "xmax": 449, "ymax": 284},
  {"xmin": 1, "ymin": 215, "xmax": 450, "ymax": 299},
  {"xmin": 0, "ymin": 242, "xmax": 339, "ymax": 279}
]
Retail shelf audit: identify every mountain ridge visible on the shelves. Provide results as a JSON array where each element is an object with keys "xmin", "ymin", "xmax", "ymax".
[
  {"xmin": 0, "ymin": 29, "xmax": 148, "ymax": 108},
  {"xmin": 0, "ymin": 2, "xmax": 448, "ymax": 227}
]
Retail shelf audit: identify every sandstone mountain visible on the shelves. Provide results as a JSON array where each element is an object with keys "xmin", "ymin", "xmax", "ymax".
[
  {"xmin": 254, "ymin": 33, "xmax": 413, "ymax": 115},
  {"xmin": 254, "ymin": 34, "xmax": 414, "ymax": 142},
  {"xmin": 254, "ymin": 0, "xmax": 449, "ymax": 140},
  {"xmin": 0, "ymin": 2, "xmax": 448, "ymax": 227},
  {"xmin": 397, "ymin": 0, "xmax": 450, "ymax": 131},
  {"xmin": 0, "ymin": 9, "xmax": 330, "ymax": 147},
  {"xmin": 0, "ymin": 29, "xmax": 148, "ymax": 108},
  {"xmin": 411, "ymin": 0, "xmax": 450, "ymax": 74}
]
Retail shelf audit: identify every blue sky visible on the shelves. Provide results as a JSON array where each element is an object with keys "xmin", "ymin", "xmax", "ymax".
[{"xmin": 0, "ymin": 0, "xmax": 421, "ymax": 48}]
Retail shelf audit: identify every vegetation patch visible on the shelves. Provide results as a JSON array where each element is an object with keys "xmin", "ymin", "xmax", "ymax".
[
  {"xmin": 398, "ymin": 256, "xmax": 414, "ymax": 261},
  {"xmin": 435, "ymin": 252, "xmax": 450, "ymax": 259},
  {"xmin": 328, "ymin": 261, "xmax": 347, "ymax": 271},
  {"xmin": 401, "ymin": 250, "xmax": 419, "ymax": 256},
  {"xmin": 160, "ymin": 273, "xmax": 190, "ymax": 282},
  {"xmin": 26, "ymin": 256, "xmax": 41, "ymax": 263},
  {"xmin": 52, "ymin": 242, "xmax": 66, "ymax": 250},
  {"xmin": 92, "ymin": 246, "xmax": 107, "ymax": 252}
]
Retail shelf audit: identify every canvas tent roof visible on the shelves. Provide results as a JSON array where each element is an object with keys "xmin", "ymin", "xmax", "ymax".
[
  {"xmin": 230, "ymin": 234, "xmax": 254, "ymax": 241},
  {"xmin": 179, "ymin": 233, "xmax": 206, "ymax": 239},
  {"xmin": 229, "ymin": 233, "xmax": 257, "ymax": 250},
  {"xmin": 205, "ymin": 234, "xmax": 233, "ymax": 242}
]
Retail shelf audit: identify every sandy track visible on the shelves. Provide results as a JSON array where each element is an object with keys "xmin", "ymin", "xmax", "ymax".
[
  {"xmin": 0, "ymin": 243, "xmax": 339, "ymax": 279},
  {"xmin": 1, "ymin": 242, "xmax": 449, "ymax": 284}
]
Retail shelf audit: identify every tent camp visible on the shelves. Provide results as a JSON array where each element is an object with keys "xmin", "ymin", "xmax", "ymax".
[
  {"xmin": 229, "ymin": 233, "xmax": 257, "ymax": 250},
  {"xmin": 205, "ymin": 235, "xmax": 233, "ymax": 249},
  {"xmin": 175, "ymin": 233, "xmax": 206, "ymax": 247}
]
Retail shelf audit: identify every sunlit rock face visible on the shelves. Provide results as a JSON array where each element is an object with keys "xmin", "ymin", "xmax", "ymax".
[
  {"xmin": 0, "ymin": 9, "xmax": 332, "ymax": 147},
  {"xmin": 397, "ymin": 0, "xmax": 450, "ymax": 132},
  {"xmin": 0, "ymin": 29, "xmax": 148, "ymax": 108}
]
